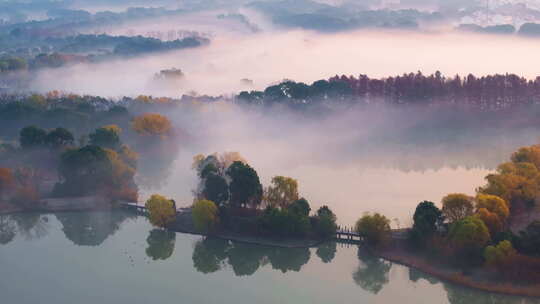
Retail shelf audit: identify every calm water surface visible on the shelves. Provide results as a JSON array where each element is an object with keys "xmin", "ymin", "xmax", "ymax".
[{"xmin": 0, "ymin": 211, "xmax": 538, "ymax": 304}]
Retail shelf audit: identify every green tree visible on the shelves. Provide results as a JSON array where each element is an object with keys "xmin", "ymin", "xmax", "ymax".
[
  {"xmin": 145, "ymin": 194, "xmax": 176, "ymax": 228},
  {"xmin": 314, "ymin": 205, "xmax": 337, "ymax": 238},
  {"xmin": 203, "ymin": 174, "xmax": 229, "ymax": 206},
  {"xmin": 288, "ymin": 198, "xmax": 311, "ymax": 217},
  {"xmin": 258, "ymin": 206, "xmax": 311, "ymax": 237},
  {"xmin": 518, "ymin": 221, "xmax": 540, "ymax": 255},
  {"xmin": 89, "ymin": 125, "xmax": 121, "ymax": 149},
  {"xmin": 441, "ymin": 193, "xmax": 474, "ymax": 223},
  {"xmin": 146, "ymin": 229, "xmax": 176, "ymax": 261},
  {"xmin": 448, "ymin": 216, "xmax": 490, "ymax": 253},
  {"xmin": 226, "ymin": 161, "xmax": 263, "ymax": 208},
  {"xmin": 56, "ymin": 145, "xmax": 112, "ymax": 195},
  {"xmin": 410, "ymin": 201, "xmax": 443, "ymax": 246},
  {"xmin": 192, "ymin": 199, "xmax": 219, "ymax": 233},
  {"xmin": 355, "ymin": 213, "xmax": 391, "ymax": 246},
  {"xmin": 45, "ymin": 127, "xmax": 74, "ymax": 149},
  {"xmin": 265, "ymin": 176, "xmax": 299, "ymax": 209},
  {"xmin": 20, "ymin": 126, "xmax": 47, "ymax": 149}
]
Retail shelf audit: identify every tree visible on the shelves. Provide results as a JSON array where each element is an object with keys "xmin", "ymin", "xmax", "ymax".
[
  {"xmin": 19, "ymin": 126, "xmax": 47, "ymax": 149},
  {"xmin": 145, "ymin": 194, "xmax": 176, "ymax": 228},
  {"xmin": 518, "ymin": 221, "xmax": 540, "ymax": 255},
  {"xmin": 226, "ymin": 161, "xmax": 263, "ymax": 208},
  {"xmin": 288, "ymin": 198, "xmax": 311, "ymax": 217},
  {"xmin": 441, "ymin": 193, "xmax": 474, "ymax": 223},
  {"xmin": 202, "ymin": 174, "xmax": 229, "ymax": 206},
  {"xmin": 410, "ymin": 201, "xmax": 443, "ymax": 246},
  {"xmin": 132, "ymin": 113, "xmax": 172, "ymax": 137},
  {"xmin": 475, "ymin": 208, "xmax": 503, "ymax": 236},
  {"xmin": 192, "ymin": 199, "xmax": 219, "ymax": 233},
  {"xmin": 314, "ymin": 205, "xmax": 337, "ymax": 238},
  {"xmin": 355, "ymin": 213, "xmax": 391, "ymax": 246},
  {"xmin": 475, "ymin": 194, "xmax": 509, "ymax": 222},
  {"xmin": 56, "ymin": 145, "xmax": 112, "ymax": 195},
  {"xmin": 258, "ymin": 206, "xmax": 311, "ymax": 237},
  {"xmin": 89, "ymin": 125, "xmax": 121, "ymax": 149},
  {"xmin": 511, "ymin": 145, "xmax": 540, "ymax": 169},
  {"xmin": 45, "ymin": 127, "xmax": 74, "ymax": 149},
  {"xmin": 448, "ymin": 216, "xmax": 490, "ymax": 253},
  {"xmin": 265, "ymin": 176, "xmax": 299, "ymax": 209}
]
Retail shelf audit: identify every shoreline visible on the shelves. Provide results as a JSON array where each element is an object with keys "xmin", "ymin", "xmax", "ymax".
[
  {"xmin": 375, "ymin": 241, "xmax": 540, "ymax": 299},
  {"xmin": 3, "ymin": 205, "xmax": 540, "ymax": 298}
]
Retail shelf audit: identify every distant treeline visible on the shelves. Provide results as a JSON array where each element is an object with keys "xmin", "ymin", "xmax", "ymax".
[
  {"xmin": 458, "ymin": 22, "xmax": 540, "ymax": 37},
  {"xmin": 0, "ymin": 33, "xmax": 208, "ymax": 71},
  {"xmin": 238, "ymin": 72, "xmax": 540, "ymax": 111}
]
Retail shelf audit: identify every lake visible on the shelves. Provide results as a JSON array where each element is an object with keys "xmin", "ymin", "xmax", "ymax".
[{"xmin": 0, "ymin": 211, "xmax": 538, "ymax": 304}]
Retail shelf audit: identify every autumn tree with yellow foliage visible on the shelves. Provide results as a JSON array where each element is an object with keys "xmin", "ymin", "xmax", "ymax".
[
  {"xmin": 132, "ymin": 113, "xmax": 172, "ymax": 138},
  {"xmin": 146, "ymin": 194, "xmax": 176, "ymax": 228},
  {"xmin": 265, "ymin": 176, "xmax": 299, "ymax": 209}
]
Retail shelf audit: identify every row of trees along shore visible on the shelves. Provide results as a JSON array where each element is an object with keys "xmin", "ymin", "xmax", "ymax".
[
  {"xmin": 355, "ymin": 144, "xmax": 540, "ymax": 284},
  {"xmin": 238, "ymin": 72, "xmax": 540, "ymax": 110},
  {"xmin": 0, "ymin": 112, "xmax": 174, "ymax": 209},
  {"xmin": 144, "ymin": 152, "xmax": 338, "ymax": 240}
]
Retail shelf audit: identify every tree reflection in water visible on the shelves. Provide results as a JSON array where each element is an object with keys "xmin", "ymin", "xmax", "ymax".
[
  {"xmin": 145, "ymin": 229, "xmax": 176, "ymax": 261},
  {"xmin": 11, "ymin": 213, "xmax": 49, "ymax": 240},
  {"xmin": 0, "ymin": 215, "xmax": 16, "ymax": 245},
  {"xmin": 316, "ymin": 241, "xmax": 337, "ymax": 263},
  {"xmin": 192, "ymin": 238, "xmax": 230, "ymax": 274},
  {"xmin": 352, "ymin": 247, "xmax": 392, "ymax": 294},
  {"xmin": 55, "ymin": 211, "xmax": 135, "ymax": 246},
  {"xmin": 191, "ymin": 237, "xmax": 311, "ymax": 276}
]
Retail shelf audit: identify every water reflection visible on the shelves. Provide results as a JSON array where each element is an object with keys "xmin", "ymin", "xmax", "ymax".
[
  {"xmin": 0, "ymin": 215, "xmax": 16, "ymax": 244},
  {"xmin": 55, "ymin": 211, "xmax": 134, "ymax": 246},
  {"xmin": 191, "ymin": 237, "xmax": 311, "ymax": 276},
  {"xmin": 316, "ymin": 241, "xmax": 336, "ymax": 263},
  {"xmin": 145, "ymin": 229, "xmax": 176, "ymax": 261},
  {"xmin": 192, "ymin": 238, "xmax": 229, "ymax": 274},
  {"xmin": 11, "ymin": 213, "xmax": 49, "ymax": 240},
  {"xmin": 352, "ymin": 247, "xmax": 392, "ymax": 295},
  {"xmin": 2, "ymin": 212, "xmax": 540, "ymax": 304}
]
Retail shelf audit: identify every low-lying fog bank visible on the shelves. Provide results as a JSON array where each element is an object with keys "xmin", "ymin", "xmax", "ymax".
[
  {"xmin": 135, "ymin": 102, "xmax": 540, "ymax": 227},
  {"xmin": 28, "ymin": 30, "xmax": 540, "ymax": 97}
]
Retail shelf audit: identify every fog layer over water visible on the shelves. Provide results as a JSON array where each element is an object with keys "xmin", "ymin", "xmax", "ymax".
[
  {"xmin": 30, "ymin": 29, "xmax": 540, "ymax": 97},
  {"xmin": 136, "ymin": 103, "xmax": 539, "ymax": 227}
]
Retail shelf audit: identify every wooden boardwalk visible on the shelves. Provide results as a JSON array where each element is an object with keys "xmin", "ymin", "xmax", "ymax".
[{"xmin": 335, "ymin": 226, "xmax": 363, "ymax": 243}]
